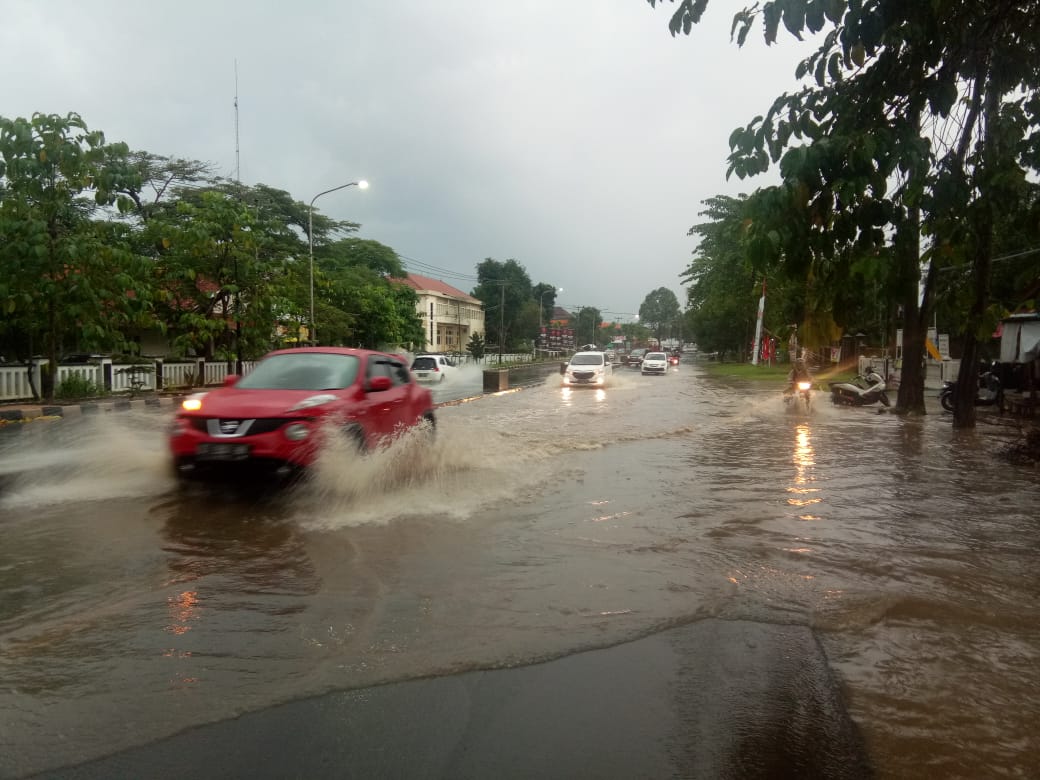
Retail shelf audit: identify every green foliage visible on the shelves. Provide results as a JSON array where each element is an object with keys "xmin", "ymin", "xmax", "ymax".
[
  {"xmin": 681, "ymin": 196, "xmax": 759, "ymax": 356},
  {"xmin": 0, "ymin": 112, "xmax": 151, "ymax": 394},
  {"xmin": 638, "ymin": 287, "xmax": 682, "ymax": 343},
  {"xmin": 652, "ymin": 0, "xmax": 1040, "ymax": 420},
  {"xmin": 471, "ymin": 258, "xmax": 534, "ymax": 350},
  {"xmin": 315, "ymin": 238, "xmax": 421, "ymax": 348},
  {"xmin": 573, "ymin": 306, "xmax": 603, "ymax": 346},
  {"xmin": 467, "ymin": 331, "xmax": 486, "ymax": 359},
  {"xmin": 0, "ymin": 111, "xmax": 430, "ymax": 369},
  {"xmin": 55, "ymin": 373, "xmax": 102, "ymax": 400}
]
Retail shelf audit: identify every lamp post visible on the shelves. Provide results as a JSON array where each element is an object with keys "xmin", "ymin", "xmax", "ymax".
[
  {"xmin": 538, "ymin": 286, "xmax": 561, "ymax": 354},
  {"xmin": 308, "ymin": 180, "xmax": 368, "ymax": 345}
]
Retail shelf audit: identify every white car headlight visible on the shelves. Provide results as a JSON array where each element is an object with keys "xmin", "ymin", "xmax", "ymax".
[{"xmin": 181, "ymin": 392, "xmax": 208, "ymax": 411}]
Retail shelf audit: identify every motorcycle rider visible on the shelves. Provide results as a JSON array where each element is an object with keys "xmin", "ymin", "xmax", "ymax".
[{"xmin": 785, "ymin": 357, "xmax": 812, "ymax": 395}]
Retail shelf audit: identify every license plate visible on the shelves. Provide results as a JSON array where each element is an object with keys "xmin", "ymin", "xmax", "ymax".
[{"xmin": 196, "ymin": 443, "xmax": 251, "ymax": 461}]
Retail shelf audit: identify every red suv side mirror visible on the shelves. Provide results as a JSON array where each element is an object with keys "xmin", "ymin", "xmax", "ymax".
[
  {"xmin": 223, "ymin": 374, "xmax": 240, "ymax": 387},
  {"xmin": 367, "ymin": 376, "xmax": 393, "ymax": 392}
]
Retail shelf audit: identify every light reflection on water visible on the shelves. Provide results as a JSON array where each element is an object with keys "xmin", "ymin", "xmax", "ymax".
[
  {"xmin": 0, "ymin": 369, "xmax": 1038, "ymax": 777},
  {"xmin": 788, "ymin": 422, "xmax": 823, "ymax": 518}
]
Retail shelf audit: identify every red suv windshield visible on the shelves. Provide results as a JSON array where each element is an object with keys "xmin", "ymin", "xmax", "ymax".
[{"xmin": 237, "ymin": 353, "xmax": 360, "ymax": 391}]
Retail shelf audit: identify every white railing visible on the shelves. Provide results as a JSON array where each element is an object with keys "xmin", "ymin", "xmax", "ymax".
[
  {"xmin": 0, "ymin": 357, "xmax": 259, "ymax": 402},
  {"xmin": 56, "ymin": 363, "xmax": 106, "ymax": 390},
  {"xmin": 162, "ymin": 362, "xmax": 200, "ymax": 390},
  {"xmin": 0, "ymin": 364, "xmax": 37, "ymax": 402},
  {"xmin": 111, "ymin": 364, "xmax": 155, "ymax": 393}
]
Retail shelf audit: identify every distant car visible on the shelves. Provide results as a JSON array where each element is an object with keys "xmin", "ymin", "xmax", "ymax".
[
  {"xmin": 410, "ymin": 354, "xmax": 455, "ymax": 382},
  {"xmin": 626, "ymin": 348, "xmax": 648, "ymax": 368},
  {"xmin": 563, "ymin": 350, "xmax": 613, "ymax": 387},
  {"xmin": 641, "ymin": 351, "xmax": 669, "ymax": 375},
  {"xmin": 169, "ymin": 347, "xmax": 435, "ymax": 481}
]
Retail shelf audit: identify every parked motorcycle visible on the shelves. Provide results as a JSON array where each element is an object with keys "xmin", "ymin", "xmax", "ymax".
[
  {"xmin": 783, "ymin": 380, "xmax": 813, "ymax": 412},
  {"xmin": 939, "ymin": 369, "xmax": 1002, "ymax": 412},
  {"xmin": 829, "ymin": 368, "xmax": 890, "ymax": 407}
]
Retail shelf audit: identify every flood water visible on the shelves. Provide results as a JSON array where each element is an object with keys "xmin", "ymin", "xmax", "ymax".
[{"xmin": 1, "ymin": 363, "xmax": 1037, "ymax": 778}]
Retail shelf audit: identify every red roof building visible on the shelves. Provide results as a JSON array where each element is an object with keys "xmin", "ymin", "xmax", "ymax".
[{"xmin": 392, "ymin": 273, "xmax": 485, "ymax": 353}]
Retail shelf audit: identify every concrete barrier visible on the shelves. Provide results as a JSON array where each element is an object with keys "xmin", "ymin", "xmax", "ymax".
[{"xmin": 482, "ymin": 362, "xmax": 561, "ymax": 392}]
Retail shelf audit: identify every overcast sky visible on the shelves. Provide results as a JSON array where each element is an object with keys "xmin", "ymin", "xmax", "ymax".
[{"xmin": 1, "ymin": 1, "xmax": 805, "ymax": 319}]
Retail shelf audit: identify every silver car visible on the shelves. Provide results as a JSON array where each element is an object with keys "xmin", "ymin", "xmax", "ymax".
[
  {"xmin": 641, "ymin": 351, "xmax": 669, "ymax": 375},
  {"xmin": 563, "ymin": 351, "xmax": 612, "ymax": 387},
  {"xmin": 410, "ymin": 354, "xmax": 455, "ymax": 382}
]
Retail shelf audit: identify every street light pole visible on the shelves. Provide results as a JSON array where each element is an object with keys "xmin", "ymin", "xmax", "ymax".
[
  {"xmin": 308, "ymin": 180, "xmax": 368, "ymax": 345},
  {"xmin": 538, "ymin": 286, "xmax": 561, "ymax": 354}
]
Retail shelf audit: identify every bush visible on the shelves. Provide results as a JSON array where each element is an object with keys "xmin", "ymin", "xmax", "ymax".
[{"xmin": 55, "ymin": 374, "xmax": 102, "ymax": 400}]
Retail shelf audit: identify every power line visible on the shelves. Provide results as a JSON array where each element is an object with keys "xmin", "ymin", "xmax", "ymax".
[
  {"xmin": 936, "ymin": 245, "xmax": 1040, "ymax": 273},
  {"xmin": 398, "ymin": 254, "xmax": 480, "ymax": 282}
]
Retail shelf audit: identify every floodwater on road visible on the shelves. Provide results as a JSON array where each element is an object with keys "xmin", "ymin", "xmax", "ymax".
[{"xmin": 1, "ymin": 363, "xmax": 1037, "ymax": 778}]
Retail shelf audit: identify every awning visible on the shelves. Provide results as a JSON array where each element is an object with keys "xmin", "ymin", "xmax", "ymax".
[{"xmin": 1000, "ymin": 320, "xmax": 1040, "ymax": 362}]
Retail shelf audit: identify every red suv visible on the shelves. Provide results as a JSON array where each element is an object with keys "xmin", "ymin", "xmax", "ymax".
[{"xmin": 169, "ymin": 347, "xmax": 435, "ymax": 480}]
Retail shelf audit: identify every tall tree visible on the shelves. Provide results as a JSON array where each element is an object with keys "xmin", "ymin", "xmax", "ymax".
[
  {"xmin": 317, "ymin": 238, "xmax": 422, "ymax": 349},
  {"xmin": 649, "ymin": 0, "xmax": 1040, "ymax": 425},
  {"xmin": 0, "ymin": 112, "xmax": 150, "ymax": 398},
  {"xmin": 152, "ymin": 192, "xmax": 274, "ymax": 363},
  {"xmin": 471, "ymin": 258, "xmax": 533, "ymax": 350},
  {"xmin": 681, "ymin": 195, "xmax": 760, "ymax": 358},
  {"xmin": 573, "ymin": 306, "xmax": 603, "ymax": 347},
  {"xmin": 639, "ymin": 287, "xmax": 682, "ymax": 346}
]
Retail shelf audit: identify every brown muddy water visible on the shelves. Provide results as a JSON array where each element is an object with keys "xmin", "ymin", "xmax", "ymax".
[{"xmin": 0, "ymin": 364, "xmax": 1037, "ymax": 778}]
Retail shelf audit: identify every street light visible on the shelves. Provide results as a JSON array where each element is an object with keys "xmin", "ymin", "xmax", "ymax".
[
  {"xmin": 539, "ymin": 286, "xmax": 561, "ymax": 329},
  {"xmin": 538, "ymin": 286, "xmax": 561, "ymax": 354},
  {"xmin": 308, "ymin": 180, "xmax": 369, "ymax": 345}
]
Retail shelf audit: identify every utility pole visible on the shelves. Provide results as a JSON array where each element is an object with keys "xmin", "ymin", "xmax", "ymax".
[{"xmin": 498, "ymin": 281, "xmax": 505, "ymax": 364}]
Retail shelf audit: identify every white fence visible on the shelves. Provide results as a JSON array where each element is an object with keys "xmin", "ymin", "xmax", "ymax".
[{"xmin": 0, "ymin": 358, "xmax": 258, "ymax": 402}]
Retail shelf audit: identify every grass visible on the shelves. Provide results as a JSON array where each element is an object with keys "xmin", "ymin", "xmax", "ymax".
[{"xmin": 698, "ymin": 360, "xmax": 857, "ymax": 386}]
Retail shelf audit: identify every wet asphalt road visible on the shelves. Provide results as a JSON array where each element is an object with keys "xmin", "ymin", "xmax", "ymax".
[{"xmin": 2, "ymin": 360, "xmax": 1038, "ymax": 779}]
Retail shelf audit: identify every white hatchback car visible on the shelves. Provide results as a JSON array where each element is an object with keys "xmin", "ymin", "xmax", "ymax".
[
  {"xmin": 410, "ymin": 354, "xmax": 455, "ymax": 382},
  {"xmin": 641, "ymin": 351, "xmax": 669, "ymax": 375},
  {"xmin": 563, "ymin": 350, "xmax": 612, "ymax": 387}
]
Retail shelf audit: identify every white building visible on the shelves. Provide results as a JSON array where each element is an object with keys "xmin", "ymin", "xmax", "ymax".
[{"xmin": 395, "ymin": 273, "xmax": 485, "ymax": 353}]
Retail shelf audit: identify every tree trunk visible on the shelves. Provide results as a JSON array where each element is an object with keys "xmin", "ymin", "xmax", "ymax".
[
  {"xmin": 952, "ymin": 74, "xmax": 1000, "ymax": 429},
  {"xmin": 894, "ymin": 205, "xmax": 927, "ymax": 414}
]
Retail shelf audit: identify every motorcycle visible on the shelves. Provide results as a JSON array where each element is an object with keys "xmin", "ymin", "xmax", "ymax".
[
  {"xmin": 829, "ymin": 368, "xmax": 890, "ymax": 407},
  {"xmin": 783, "ymin": 380, "xmax": 813, "ymax": 412},
  {"xmin": 939, "ymin": 369, "xmax": 1002, "ymax": 412}
]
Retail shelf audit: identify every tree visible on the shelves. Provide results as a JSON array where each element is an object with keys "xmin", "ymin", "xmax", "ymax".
[
  {"xmin": 146, "ymin": 191, "xmax": 276, "ymax": 364},
  {"xmin": 650, "ymin": 0, "xmax": 1040, "ymax": 425},
  {"xmin": 471, "ymin": 258, "xmax": 533, "ymax": 351},
  {"xmin": 0, "ymin": 112, "xmax": 151, "ymax": 398},
  {"xmin": 573, "ymin": 306, "xmax": 603, "ymax": 347},
  {"xmin": 467, "ymin": 331, "xmax": 486, "ymax": 360},
  {"xmin": 681, "ymin": 195, "xmax": 759, "ymax": 358},
  {"xmin": 532, "ymin": 282, "xmax": 558, "ymax": 337},
  {"xmin": 638, "ymin": 287, "xmax": 682, "ymax": 346},
  {"xmin": 315, "ymin": 238, "xmax": 421, "ymax": 348}
]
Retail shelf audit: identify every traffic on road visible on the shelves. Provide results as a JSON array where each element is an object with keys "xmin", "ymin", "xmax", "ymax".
[{"xmin": 1, "ymin": 360, "xmax": 1037, "ymax": 778}]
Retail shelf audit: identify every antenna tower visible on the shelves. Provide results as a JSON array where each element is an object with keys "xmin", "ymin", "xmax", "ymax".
[{"xmin": 234, "ymin": 60, "xmax": 241, "ymax": 183}]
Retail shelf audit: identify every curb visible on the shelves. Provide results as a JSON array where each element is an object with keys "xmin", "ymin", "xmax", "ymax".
[{"xmin": 0, "ymin": 396, "xmax": 182, "ymax": 425}]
